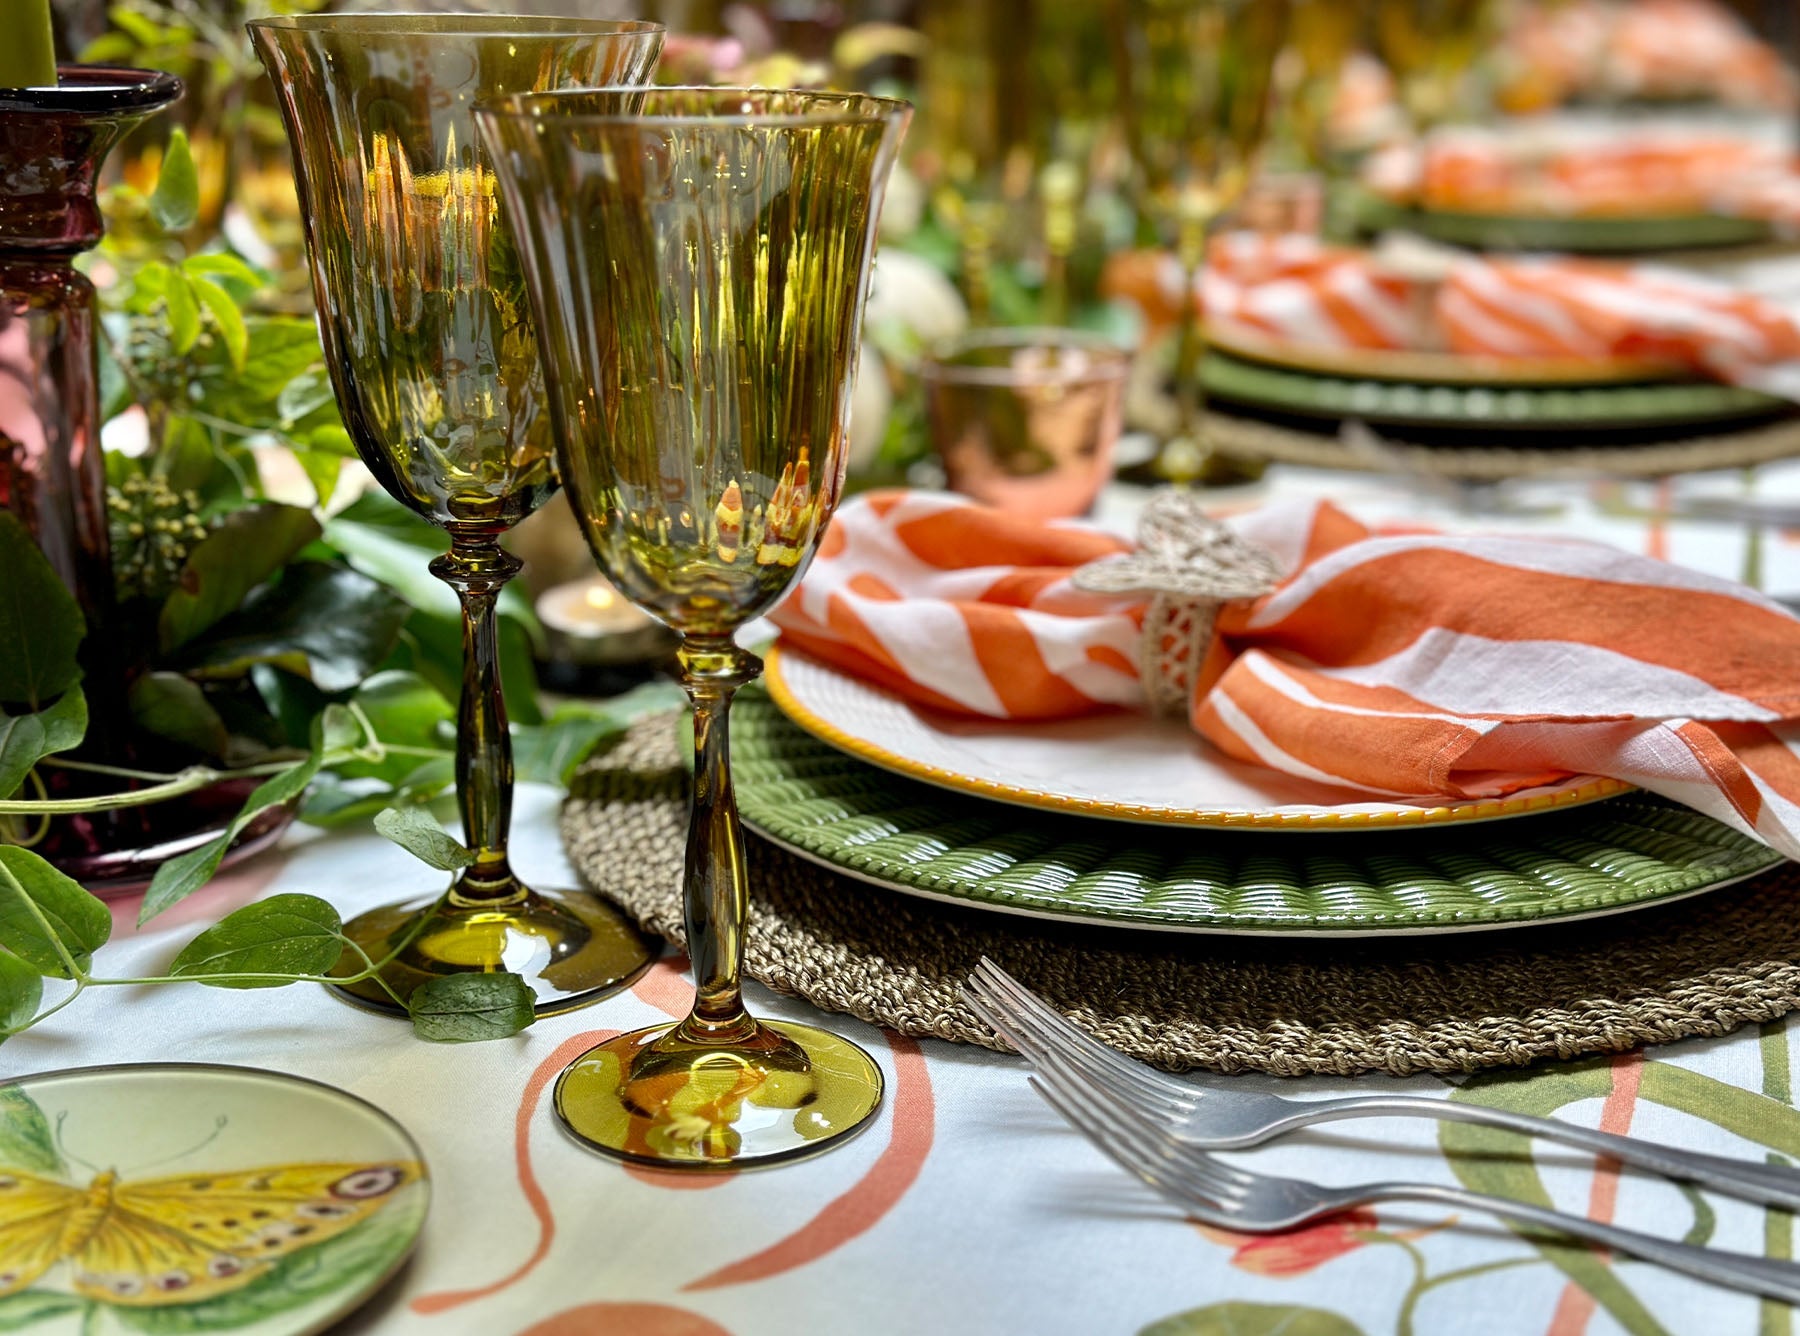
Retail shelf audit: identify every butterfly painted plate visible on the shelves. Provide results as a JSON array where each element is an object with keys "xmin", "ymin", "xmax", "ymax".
[
  {"xmin": 764, "ymin": 647, "xmax": 1628, "ymax": 831},
  {"xmin": 0, "ymin": 1063, "xmax": 429, "ymax": 1335}
]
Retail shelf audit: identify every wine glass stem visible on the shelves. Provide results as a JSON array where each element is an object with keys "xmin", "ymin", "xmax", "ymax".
[
  {"xmin": 673, "ymin": 636, "xmax": 761, "ymax": 1045},
  {"xmin": 430, "ymin": 535, "xmax": 523, "ymax": 908}
]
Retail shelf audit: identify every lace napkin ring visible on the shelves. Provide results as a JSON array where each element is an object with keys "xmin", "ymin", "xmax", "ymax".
[{"xmin": 1071, "ymin": 492, "xmax": 1284, "ymax": 718}]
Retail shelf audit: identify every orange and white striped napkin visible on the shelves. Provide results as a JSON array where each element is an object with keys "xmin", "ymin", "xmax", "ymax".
[
  {"xmin": 771, "ymin": 490, "xmax": 1800, "ymax": 859},
  {"xmin": 1174, "ymin": 232, "xmax": 1800, "ymax": 396}
]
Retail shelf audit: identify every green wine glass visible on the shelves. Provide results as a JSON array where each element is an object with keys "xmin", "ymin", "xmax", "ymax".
[
  {"xmin": 478, "ymin": 87, "xmax": 911, "ymax": 1169},
  {"xmin": 248, "ymin": 14, "xmax": 664, "ymax": 1017}
]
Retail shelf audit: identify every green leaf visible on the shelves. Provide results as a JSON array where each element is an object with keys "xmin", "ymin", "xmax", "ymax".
[
  {"xmin": 0, "ymin": 688, "xmax": 87, "ymax": 801},
  {"xmin": 0, "ymin": 846, "xmax": 112, "ymax": 978},
  {"xmin": 0, "ymin": 512, "xmax": 84, "ymax": 710},
  {"xmin": 168, "ymin": 893, "xmax": 343, "ymax": 988},
  {"xmin": 293, "ymin": 449, "xmax": 344, "ymax": 509},
  {"xmin": 189, "ymin": 273, "xmax": 248, "ymax": 371},
  {"xmin": 0, "ymin": 952, "xmax": 42, "ymax": 1034},
  {"xmin": 0, "ymin": 1088, "xmax": 63, "ymax": 1176},
  {"xmin": 138, "ymin": 705, "xmax": 356, "ymax": 925},
  {"xmin": 159, "ymin": 503, "xmax": 322, "ymax": 653},
  {"xmin": 178, "ymin": 563, "xmax": 410, "ymax": 694},
  {"xmin": 512, "ymin": 707, "xmax": 624, "ymax": 786},
  {"xmin": 149, "ymin": 127, "xmax": 200, "ymax": 232},
  {"xmin": 374, "ymin": 806, "xmax": 473, "ymax": 871},
  {"xmin": 334, "ymin": 671, "xmax": 451, "ymax": 785},
  {"xmin": 408, "ymin": 972, "xmax": 534, "ymax": 1041},
  {"xmin": 128, "ymin": 672, "xmax": 228, "ymax": 757},
  {"xmin": 1140, "ymin": 1304, "xmax": 1366, "ymax": 1336},
  {"xmin": 182, "ymin": 252, "xmax": 265, "ymax": 289},
  {"xmin": 165, "ymin": 268, "xmax": 202, "ymax": 354},
  {"xmin": 276, "ymin": 368, "xmax": 339, "ymax": 426}
]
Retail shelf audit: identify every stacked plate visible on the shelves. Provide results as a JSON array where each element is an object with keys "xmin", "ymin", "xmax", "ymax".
[
  {"xmin": 735, "ymin": 646, "xmax": 1782, "ymax": 938},
  {"xmin": 1201, "ymin": 325, "xmax": 1787, "ymax": 437}
]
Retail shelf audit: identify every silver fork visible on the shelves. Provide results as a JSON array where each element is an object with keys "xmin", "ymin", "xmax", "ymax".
[
  {"xmin": 966, "ymin": 958, "xmax": 1800, "ymax": 1212},
  {"xmin": 1034, "ymin": 1070, "xmax": 1800, "ymax": 1306}
]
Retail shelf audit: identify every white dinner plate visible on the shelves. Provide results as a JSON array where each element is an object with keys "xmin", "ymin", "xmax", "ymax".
[{"xmin": 764, "ymin": 644, "xmax": 1628, "ymax": 832}]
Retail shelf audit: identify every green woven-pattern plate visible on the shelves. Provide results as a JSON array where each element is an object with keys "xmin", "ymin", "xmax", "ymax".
[
  {"xmin": 1356, "ymin": 195, "xmax": 1774, "ymax": 254},
  {"xmin": 734, "ymin": 690, "xmax": 1784, "ymax": 936},
  {"xmin": 1202, "ymin": 351, "xmax": 1783, "ymax": 431}
]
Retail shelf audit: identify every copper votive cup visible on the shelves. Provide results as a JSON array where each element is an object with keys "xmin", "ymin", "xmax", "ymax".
[{"xmin": 920, "ymin": 327, "xmax": 1129, "ymax": 520}]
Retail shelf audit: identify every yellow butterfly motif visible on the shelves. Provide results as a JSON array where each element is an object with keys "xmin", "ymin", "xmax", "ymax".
[{"xmin": 0, "ymin": 1160, "xmax": 422, "ymax": 1306}]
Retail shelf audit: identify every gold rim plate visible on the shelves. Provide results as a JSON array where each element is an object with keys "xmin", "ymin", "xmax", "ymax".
[
  {"xmin": 1207, "ymin": 322, "xmax": 1689, "ymax": 386},
  {"xmin": 765, "ymin": 645, "xmax": 1628, "ymax": 832}
]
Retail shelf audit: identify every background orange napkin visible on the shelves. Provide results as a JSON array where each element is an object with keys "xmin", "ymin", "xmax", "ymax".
[{"xmin": 772, "ymin": 490, "xmax": 1800, "ymax": 859}]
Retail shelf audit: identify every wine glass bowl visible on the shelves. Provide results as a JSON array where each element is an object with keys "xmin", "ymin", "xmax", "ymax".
[
  {"xmin": 479, "ymin": 86, "xmax": 911, "ymax": 1168},
  {"xmin": 1111, "ymin": 0, "xmax": 1289, "ymax": 482},
  {"xmin": 250, "ymin": 14, "xmax": 665, "ymax": 1017}
]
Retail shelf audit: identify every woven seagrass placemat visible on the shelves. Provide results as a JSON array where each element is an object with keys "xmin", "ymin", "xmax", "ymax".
[{"xmin": 562, "ymin": 714, "xmax": 1800, "ymax": 1078}]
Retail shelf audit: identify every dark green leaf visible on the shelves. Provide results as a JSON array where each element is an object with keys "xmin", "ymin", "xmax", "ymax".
[
  {"xmin": 0, "ymin": 688, "xmax": 87, "ymax": 800},
  {"xmin": 0, "ymin": 952, "xmax": 42, "ymax": 1033},
  {"xmin": 0, "ymin": 1088, "xmax": 62, "ymax": 1176},
  {"xmin": 158, "ymin": 503, "xmax": 322, "ymax": 653},
  {"xmin": 165, "ymin": 269, "xmax": 201, "ymax": 354},
  {"xmin": 178, "ymin": 563, "xmax": 409, "ymax": 693},
  {"xmin": 0, "ymin": 512, "xmax": 84, "ymax": 710},
  {"xmin": 138, "ymin": 705, "xmax": 354, "ymax": 924},
  {"xmin": 408, "ymin": 972, "xmax": 535, "ymax": 1042},
  {"xmin": 128, "ymin": 673, "xmax": 228, "ymax": 757},
  {"xmin": 374, "ymin": 806, "xmax": 473, "ymax": 871},
  {"xmin": 1677, "ymin": 1181, "xmax": 1716, "ymax": 1248},
  {"xmin": 168, "ymin": 893, "xmax": 343, "ymax": 988},
  {"xmin": 189, "ymin": 273, "xmax": 248, "ymax": 371},
  {"xmin": 0, "ymin": 847, "xmax": 111, "ymax": 977},
  {"xmin": 250, "ymin": 665, "xmax": 329, "ymax": 751},
  {"xmin": 149, "ymin": 128, "xmax": 200, "ymax": 232}
]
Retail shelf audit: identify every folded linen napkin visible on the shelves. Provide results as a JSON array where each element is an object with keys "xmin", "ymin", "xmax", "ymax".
[{"xmin": 770, "ymin": 489, "xmax": 1800, "ymax": 859}]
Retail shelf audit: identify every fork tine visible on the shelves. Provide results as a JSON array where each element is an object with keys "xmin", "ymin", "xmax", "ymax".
[
  {"xmin": 1030, "ymin": 1077, "xmax": 1248, "ymax": 1227},
  {"xmin": 971, "ymin": 959, "xmax": 1200, "ymax": 1112},
  {"xmin": 1032, "ymin": 1058, "xmax": 1250, "ymax": 1205}
]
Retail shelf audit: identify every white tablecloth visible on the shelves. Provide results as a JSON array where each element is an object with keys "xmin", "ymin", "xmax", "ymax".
[{"xmin": 8, "ymin": 461, "xmax": 1800, "ymax": 1336}]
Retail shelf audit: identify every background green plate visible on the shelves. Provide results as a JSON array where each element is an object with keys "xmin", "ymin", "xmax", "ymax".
[
  {"xmin": 1355, "ymin": 195, "xmax": 1774, "ymax": 253},
  {"xmin": 1202, "ymin": 351, "xmax": 1783, "ymax": 431},
  {"xmin": 735, "ymin": 691, "xmax": 1784, "ymax": 936}
]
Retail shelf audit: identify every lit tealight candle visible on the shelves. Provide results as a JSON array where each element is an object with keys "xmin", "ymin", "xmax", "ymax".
[{"xmin": 536, "ymin": 575, "xmax": 676, "ymax": 666}]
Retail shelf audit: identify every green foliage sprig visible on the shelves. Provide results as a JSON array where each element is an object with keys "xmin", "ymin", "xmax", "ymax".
[{"xmin": 0, "ymin": 100, "xmax": 680, "ymax": 1047}]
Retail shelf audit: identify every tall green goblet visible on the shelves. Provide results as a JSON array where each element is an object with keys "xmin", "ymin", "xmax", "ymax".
[
  {"xmin": 249, "ymin": 15, "xmax": 664, "ymax": 1016},
  {"xmin": 478, "ymin": 88, "xmax": 910, "ymax": 1169}
]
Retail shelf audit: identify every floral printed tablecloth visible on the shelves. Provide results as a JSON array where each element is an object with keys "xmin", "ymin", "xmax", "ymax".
[{"xmin": 5, "ymin": 461, "xmax": 1800, "ymax": 1336}]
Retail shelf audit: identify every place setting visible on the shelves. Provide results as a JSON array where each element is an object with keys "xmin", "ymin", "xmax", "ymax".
[{"xmin": 7, "ymin": 2, "xmax": 1800, "ymax": 1332}]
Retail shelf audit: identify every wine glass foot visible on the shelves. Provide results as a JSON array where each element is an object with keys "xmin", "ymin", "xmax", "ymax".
[
  {"xmin": 553, "ymin": 1018, "xmax": 884, "ymax": 1170},
  {"xmin": 329, "ymin": 885, "xmax": 655, "ymax": 1018}
]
